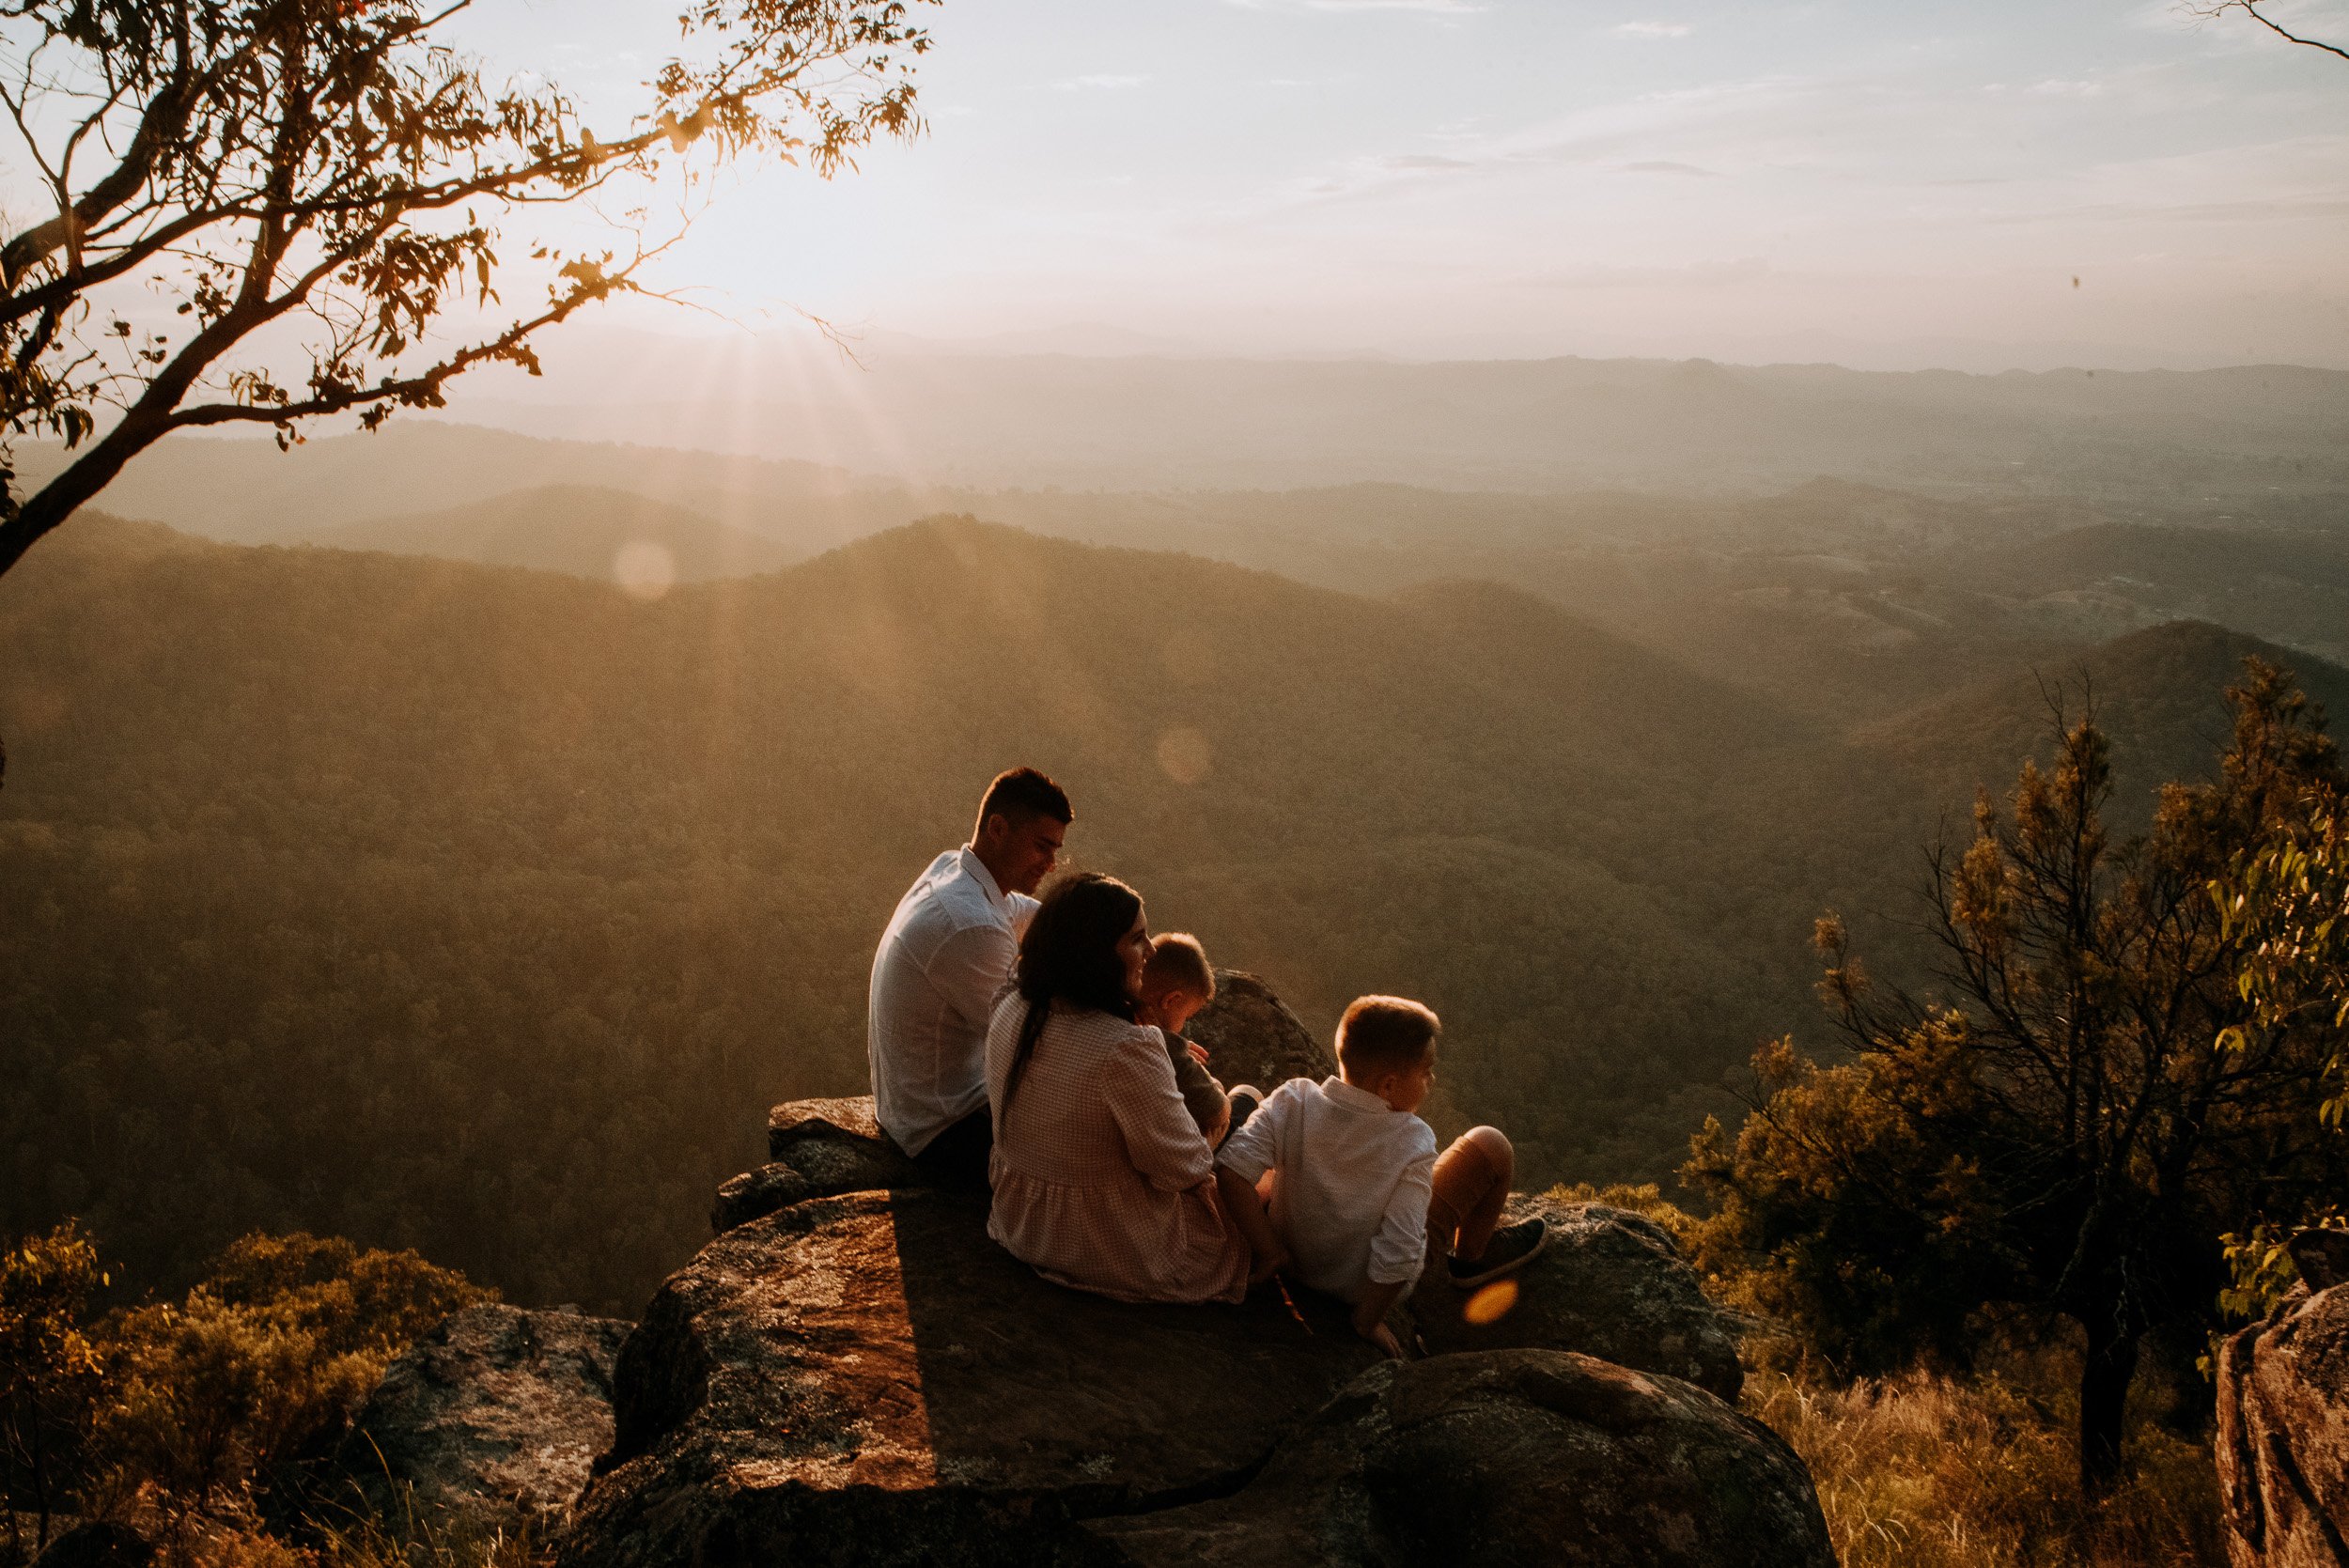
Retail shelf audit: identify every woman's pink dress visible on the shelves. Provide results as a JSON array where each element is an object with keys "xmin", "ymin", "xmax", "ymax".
[{"xmin": 985, "ymin": 997, "xmax": 1250, "ymax": 1304}]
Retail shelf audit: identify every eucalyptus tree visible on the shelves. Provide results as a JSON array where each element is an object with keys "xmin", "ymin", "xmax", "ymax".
[{"xmin": 0, "ymin": 0, "xmax": 933, "ymax": 580}]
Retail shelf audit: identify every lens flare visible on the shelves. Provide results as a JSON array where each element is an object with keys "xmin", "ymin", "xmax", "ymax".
[
  {"xmin": 1157, "ymin": 725, "xmax": 1212, "ymax": 785},
  {"xmin": 1463, "ymin": 1279, "xmax": 1519, "ymax": 1326},
  {"xmin": 614, "ymin": 540, "xmax": 676, "ymax": 601}
]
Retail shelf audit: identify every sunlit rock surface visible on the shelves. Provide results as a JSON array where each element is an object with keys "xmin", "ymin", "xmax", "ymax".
[
  {"xmin": 348, "ymin": 1303, "xmax": 630, "ymax": 1535},
  {"xmin": 1411, "ymin": 1197, "xmax": 1745, "ymax": 1402},
  {"xmin": 1088, "ymin": 1350, "xmax": 1833, "ymax": 1568},
  {"xmin": 564, "ymin": 1189, "xmax": 1378, "ymax": 1568},
  {"xmin": 2217, "ymin": 1234, "xmax": 2349, "ymax": 1568},
  {"xmin": 711, "ymin": 1096, "xmax": 926, "ymax": 1233}
]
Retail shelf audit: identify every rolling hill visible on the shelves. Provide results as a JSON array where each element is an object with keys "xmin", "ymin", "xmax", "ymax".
[
  {"xmin": 3, "ymin": 515, "xmax": 2336, "ymax": 1312},
  {"xmin": 313, "ymin": 485, "xmax": 802, "ymax": 584},
  {"xmin": 1854, "ymin": 618, "xmax": 2349, "ymax": 831},
  {"xmin": 0, "ymin": 513, "xmax": 1905, "ymax": 1311}
]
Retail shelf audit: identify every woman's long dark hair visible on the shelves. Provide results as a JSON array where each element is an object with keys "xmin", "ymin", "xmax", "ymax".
[{"xmin": 1000, "ymin": 872, "xmax": 1143, "ymax": 1129}]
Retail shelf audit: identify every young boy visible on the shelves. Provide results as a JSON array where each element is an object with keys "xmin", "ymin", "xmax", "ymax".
[
  {"xmin": 1135, "ymin": 933, "xmax": 1253, "ymax": 1146},
  {"xmin": 1213, "ymin": 995, "xmax": 1547, "ymax": 1355}
]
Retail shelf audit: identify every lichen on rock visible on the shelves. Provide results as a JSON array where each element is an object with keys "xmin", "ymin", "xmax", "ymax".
[{"xmin": 346, "ymin": 1302, "xmax": 631, "ymax": 1537}]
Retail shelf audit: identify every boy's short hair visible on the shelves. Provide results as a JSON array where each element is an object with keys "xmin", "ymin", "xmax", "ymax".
[
  {"xmin": 1143, "ymin": 933, "xmax": 1216, "ymax": 998},
  {"xmin": 977, "ymin": 767, "xmax": 1073, "ymax": 830},
  {"xmin": 1336, "ymin": 996, "xmax": 1440, "ymax": 1079}
]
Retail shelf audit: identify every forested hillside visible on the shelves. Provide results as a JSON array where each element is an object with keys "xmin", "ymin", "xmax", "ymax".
[
  {"xmin": 4, "ymin": 514, "xmax": 2339, "ymax": 1315},
  {"xmin": 0, "ymin": 515, "xmax": 1851, "ymax": 1311}
]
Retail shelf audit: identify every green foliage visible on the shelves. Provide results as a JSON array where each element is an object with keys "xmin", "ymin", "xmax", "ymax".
[
  {"xmin": 1689, "ymin": 662, "xmax": 2349, "ymax": 1487},
  {"xmin": 0, "ymin": 1222, "xmax": 109, "ymax": 1555},
  {"xmin": 96, "ymin": 1234, "xmax": 488, "ymax": 1507},
  {"xmin": 1686, "ymin": 1022, "xmax": 2015, "ymax": 1376},
  {"xmin": 2217, "ymin": 798, "xmax": 2349, "ymax": 1122}
]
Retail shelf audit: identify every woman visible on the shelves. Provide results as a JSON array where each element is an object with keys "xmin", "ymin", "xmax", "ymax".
[{"xmin": 986, "ymin": 872, "xmax": 1250, "ymax": 1304}]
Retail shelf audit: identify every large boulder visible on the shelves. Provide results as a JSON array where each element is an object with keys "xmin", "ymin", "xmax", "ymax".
[
  {"xmin": 1087, "ymin": 1350, "xmax": 1834, "ymax": 1568},
  {"xmin": 562, "ymin": 1188, "xmax": 1381, "ymax": 1568},
  {"xmin": 348, "ymin": 1303, "xmax": 632, "ymax": 1535},
  {"xmin": 1188, "ymin": 970, "xmax": 1333, "ymax": 1091},
  {"xmin": 1409, "ymin": 1197, "xmax": 1744, "ymax": 1402},
  {"xmin": 713, "ymin": 1096, "xmax": 926, "ymax": 1233},
  {"xmin": 2217, "ymin": 1242, "xmax": 2349, "ymax": 1568}
]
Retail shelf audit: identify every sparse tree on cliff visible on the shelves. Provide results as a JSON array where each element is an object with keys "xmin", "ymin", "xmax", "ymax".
[
  {"xmin": 0, "ymin": 0, "xmax": 933, "ymax": 582},
  {"xmin": 1689, "ymin": 661, "xmax": 2349, "ymax": 1493}
]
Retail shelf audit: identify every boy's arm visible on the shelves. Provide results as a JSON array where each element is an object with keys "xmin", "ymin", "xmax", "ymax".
[
  {"xmin": 1215, "ymin": 1165, "xmax": 1290, "ymax": 1283},
  {"xmin": 1351, "ymin": 1280, "xmax": 1408, "ymax": 1358}
]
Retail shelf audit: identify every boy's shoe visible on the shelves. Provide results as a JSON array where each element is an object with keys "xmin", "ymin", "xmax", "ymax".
[{"xmin": 1447, "ymin": 1218, "xmax": 1548, "ymax": 1289}]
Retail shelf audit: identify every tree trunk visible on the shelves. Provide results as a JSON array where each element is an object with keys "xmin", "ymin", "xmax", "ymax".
[{"xmin": 2078, "ymin": 1315, "xmax": 2141, "ymax": 1495}]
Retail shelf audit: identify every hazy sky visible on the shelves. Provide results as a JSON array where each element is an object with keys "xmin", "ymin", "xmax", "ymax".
[
  {"xmin": 434, "ymin": 0, "xmax": 2349, "ymax": 370},
  {"xmin": 26, "ymin": 1, "xmax": 2303, "ymax": 374}
]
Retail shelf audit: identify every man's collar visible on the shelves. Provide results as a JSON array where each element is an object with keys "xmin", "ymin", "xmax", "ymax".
[{"xmin": 957, "ymin": 846, "xmax": 1008, "ymax": 907}]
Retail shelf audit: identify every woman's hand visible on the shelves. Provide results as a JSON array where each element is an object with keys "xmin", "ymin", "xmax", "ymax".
[
  {"xmin": 1186, "ymin": 1041, "xmax": 1211, "ymax": 1065},
  {"xmin": 1249, "ymin": 1243, "xmax": 1293, "ymax": 1286}
]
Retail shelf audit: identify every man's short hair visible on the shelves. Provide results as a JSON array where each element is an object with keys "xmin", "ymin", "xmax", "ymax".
[
  {"xmin": 1336, "ymin": 996, "xmax": 1440, "ymax": 1079},
  {"xmin": 976, "ymin": 767, "xmax": 1072, "ymax": 831},
  {"xmin": 1143, "ymin": 933, "xmax": 1216, "ymax": 998}
]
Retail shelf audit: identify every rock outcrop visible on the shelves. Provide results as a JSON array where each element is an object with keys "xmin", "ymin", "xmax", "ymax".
[
  {"xmin": 348, "ymin": 1303, "xmax": 631, "ymax": 1536},
  {"xmin": 1409, "ymin": 1197, "xmax": 1744, "ymax": 1402},
  {"xmin": 712, "ymin": 1096, "xmax": 926, "ymax": 1233},
  {"xmin": 571, "ymin": 1083, "xmax": 1782, "ymax": 1568},
  {"xmin": 1189, "ymin": 970, "xmax": 1335, "ymax": 1089},
  {"xmin": 567, "ymin": 1188, "xmax": 1381, "ymax": 1567},
  {"xmin": 2217, "ymin": 1247, "xmax": 2349, "ymax": 1568},
  {"xmin": 1089, "ymin": 1350, "xmax": 1833, "ymax": 1568}
]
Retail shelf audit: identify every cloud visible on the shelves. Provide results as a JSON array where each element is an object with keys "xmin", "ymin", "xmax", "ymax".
[
  {"xmin": 1383, "ymin": 153, "xmax": 1478, "ymax": 172},
  {"xmin": 1611, "ymin": 21, "xmax": 1692, "ymax": 38},
  {"xmin": 1620, "ymin": 159, "xmax": 1718, "ymax": 176},
  {"xmin": 1055, "ymin": 73, "xmax": 1148, "ymax": 91}
]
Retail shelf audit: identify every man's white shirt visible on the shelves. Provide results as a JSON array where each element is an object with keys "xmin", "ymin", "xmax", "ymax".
[
  {"xmin": 868, "ymin": 848, "xmax": 1039, "ymax": 1155},
  {"xmin": 1215, "ymin": 1076, "xmax": 1439, "ymax": 1301}
]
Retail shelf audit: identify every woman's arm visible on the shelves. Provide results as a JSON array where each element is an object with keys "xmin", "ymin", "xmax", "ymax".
[{"xmin": 1104, "ymin": 1029, "xmax": 1216, "ymax": 1192}]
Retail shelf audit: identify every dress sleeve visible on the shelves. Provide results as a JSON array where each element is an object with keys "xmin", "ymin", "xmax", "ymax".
[
  {"xmin": 1103, "ymin": 1027, "xmax": 1216, "ymax": 1192},
  {"xmin": 1367, "ymin": 1140, "xmax": 1437, "ymax": 1286},
  {"xmin": 1213, "ymin": 1079, "xmax": 1296, "ymax": 1184}
]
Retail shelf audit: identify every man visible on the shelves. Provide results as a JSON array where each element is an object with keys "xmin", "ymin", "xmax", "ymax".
[{"xmin": 868, "ymin": 768, "xmax": 1071, "ymax": 1186}]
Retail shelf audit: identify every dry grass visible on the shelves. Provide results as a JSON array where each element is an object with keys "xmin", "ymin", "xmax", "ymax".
[{"xmin": 1747, "ymin": 1362, "xmax": 2224, "ymax": 1568}]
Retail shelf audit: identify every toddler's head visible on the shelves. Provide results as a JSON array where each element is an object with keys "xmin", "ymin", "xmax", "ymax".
[
  {"xmin": 1140, "ymin": 933, "xmax": 1217, "ymax": 1035},
  {"xmin": 1336, "ymin": 996, "xmax": 1439, "ymax": 1114}
]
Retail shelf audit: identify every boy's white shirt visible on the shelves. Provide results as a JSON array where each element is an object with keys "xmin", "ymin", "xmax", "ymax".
[{"xmin": 1215, "ymin": 1075, "xmax": 1438, "ymax": 1302}]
